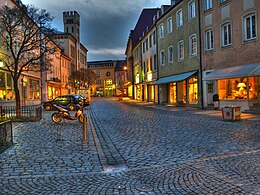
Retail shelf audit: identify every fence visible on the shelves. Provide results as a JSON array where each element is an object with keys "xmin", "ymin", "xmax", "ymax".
[
  {"xmin": 0, "ymin": 120, "xmax": 13, "ymax": 152},
  {"xmin": 0, "ymin": 106, "xmax": 42, "ymax": 122}
]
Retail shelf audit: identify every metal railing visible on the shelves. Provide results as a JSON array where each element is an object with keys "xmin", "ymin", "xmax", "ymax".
[
  {"xmin": 0, "ymin": 120, "xmax": 13, "ymax": 152},
  {"xmin": 0, "ymin": 106, "xmax": 42, "ymax": 122}
]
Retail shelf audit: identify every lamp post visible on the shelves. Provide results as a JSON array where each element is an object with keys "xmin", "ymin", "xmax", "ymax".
[{"xmin": 123, "ymin": 66, "xmax": 127, "ymax": 96}]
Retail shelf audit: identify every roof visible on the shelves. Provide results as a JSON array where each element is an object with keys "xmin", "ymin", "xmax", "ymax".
[
  {"xmin": 132, "ymin": 8, "xmax": 160, "ymax": 48},
  {"xmin": 115, "ymin": 60, "xmax": 126, "ymax": 71}
]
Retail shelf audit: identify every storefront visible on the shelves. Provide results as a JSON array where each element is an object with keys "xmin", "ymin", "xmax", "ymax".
[
  {"xmin": 47, "ymin": 82, "xmax": 61, "ymax": 100},
  {"xmin": 154, "ymin": 70, "xmax": 198, "ymax": 105},
  {"xmin": 0, "ymin": 70, "xmax": 41, "ymax": 106},
  {"xmin": 104, "ymin": 79, "xmax": 114, "ymax": 97},
  {"xmin": 0, "ymin": 71, "xmax": 15, "ymax": 105},
  {"xmin": 203, "ymin": 63, "xmax": 260, "ymax": 111}
]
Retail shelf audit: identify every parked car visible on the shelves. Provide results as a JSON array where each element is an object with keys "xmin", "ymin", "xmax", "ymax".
[{"xmin": 43, "ymin": 94, "xmax": 90, "ymax": 111}]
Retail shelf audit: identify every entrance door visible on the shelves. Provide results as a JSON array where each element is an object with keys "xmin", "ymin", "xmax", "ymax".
[
  {"xmin": 177, "ymin": 81, "xmax": 186, "ymax": 104},
  {"xmin": 207, "ymin": 82, "xmax": 214, "ymax": 105}
]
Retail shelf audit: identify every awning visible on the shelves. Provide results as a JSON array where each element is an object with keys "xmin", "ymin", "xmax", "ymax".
[
  {"xmin": 203, "ymin": 63, "xmax": 260, "ymax": 80},
  {"xmin": 253, "ymin": 67, "xmax": 260, "ymax": 76},
  {"xmin": 154, "ymin": 70, "xmax": 197, "ymax": 85}
]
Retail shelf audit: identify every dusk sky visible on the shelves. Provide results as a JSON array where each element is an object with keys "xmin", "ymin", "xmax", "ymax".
[{"xmin": 22, "ymin": 0, "xmax": 170, "ymax": 61}]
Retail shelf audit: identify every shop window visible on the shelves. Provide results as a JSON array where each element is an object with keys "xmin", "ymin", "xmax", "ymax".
[
  {"xmin": 29, "ymin": 79, "xmax": 40, "ymax": 100},
  {"xmin": 0, "ymin": 72, "xmax": 14, "ymax": 101},
  {"xmin": 0, "ymin": 72, "xmax": 5, "ymax": 88},
  {"xmin": 218, "ymin": 77, "xmax": 258, "ymax": 100},
  {"xmin": 248, "ymin": 77, "xmax": 258, "ymax": 99},
  {"xmin": 169, "ymin": 82, "xmax": 177, "ymax": 103},
  {"xmin": 106, "ymin": 79, "xmax": 112, "ymax": 85},
  {"xmin": 188, "ymin": 77, "xmax": 198, "ymax": 104}
]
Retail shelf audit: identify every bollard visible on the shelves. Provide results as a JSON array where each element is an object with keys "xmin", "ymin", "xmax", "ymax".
[{"xmin": 83, "ymin": 114, "xmax": 87, "ymax": 141}]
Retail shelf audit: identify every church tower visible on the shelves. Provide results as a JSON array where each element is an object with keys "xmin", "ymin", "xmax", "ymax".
[{"xmin": 63, "ymin": 11, "xmax": 80, "ymax": 42}]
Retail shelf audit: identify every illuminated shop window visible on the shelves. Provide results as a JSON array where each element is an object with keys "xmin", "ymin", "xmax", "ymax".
[
  {"xmin": 0, "ymin": 72, "xmax": 14, "ymax": 101},
  {"xmin": 106, "ymin": 79, "xmax": 112, "ymax": 85},
  {"xmin": 218, "ymin": 77, "xmax": 258, "ymax": 100},
  {"xmin": 29, "ymin": 79, "xmax": 40, "ymax": 100},
  {"xmin": 188, "ymin": 77, "xmax": 198, "ymax": 104},
  {"xmin": 169, "ymin": 82, "xmax": 177, "ymax": 103}
]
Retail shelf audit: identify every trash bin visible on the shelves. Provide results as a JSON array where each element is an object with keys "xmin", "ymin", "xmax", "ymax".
[
  {"xmin": 221, "ymin": 106, "xmax": 241, "ymax": 121},
  {"xmin": 213, "ymin": 94, "xmax": 219, "ymax": 109}
]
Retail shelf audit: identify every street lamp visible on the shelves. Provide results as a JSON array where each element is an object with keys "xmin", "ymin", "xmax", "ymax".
[{"xmin": 122, "ymin": 66, "xmax": 127, "ymax": 96}]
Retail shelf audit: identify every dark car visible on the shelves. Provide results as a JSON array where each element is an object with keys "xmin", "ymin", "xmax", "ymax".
[{"xmin": 43, "ymin": 94, "xmax": 90, "ymax": 111}]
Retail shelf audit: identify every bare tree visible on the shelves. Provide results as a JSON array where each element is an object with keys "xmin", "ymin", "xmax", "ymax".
[
  {"xmin": 0, "ymin": 4, "xmax": 55, "ymax": 115},
  {"xmin": 68, "ymin": 68, "xmax": 98, "ymax": 96}
]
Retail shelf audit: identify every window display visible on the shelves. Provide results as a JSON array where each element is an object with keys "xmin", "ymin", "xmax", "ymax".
[{"xmin": 218, "ymin": 77, "xmax": 258, "ymax": 100}]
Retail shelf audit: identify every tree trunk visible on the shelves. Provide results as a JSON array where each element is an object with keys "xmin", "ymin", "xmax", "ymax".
[{"xmin": 13, "ymin": 79, "xmax": 21, "ymax": 117}]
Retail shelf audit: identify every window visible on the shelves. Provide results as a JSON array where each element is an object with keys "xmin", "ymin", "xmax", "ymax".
[
  {"xmin": 204, "ymin": 0, "xmax": 212, "ymax": 10},
  {"xmin": 188, "ymin": 0, "xmax": 196, "ymax": 20},
  {"xmin": 160, "ymin": 50, "xmax": 165, "ymax": 66},
  {"xmin": 167, "ymin": 17, "xmax": 172, "ymax": 33},
  {"xmin": 221, "ymin": 23, "xmax": 232, "ymax": 47},
  {"xmin": 149, "ymin": 34, "xmax": 153, "ymax": 47},
  {"xmin": 106, "ymin": 79, "xmax": 112, "ymax": 85},
  {"xmin": 168, "ymin": 46, "xmax": 173, "ymax": 63},
  {"xmin": 146, "ymin": 38, "xmax": 148, "ymax": 51},
  {"xmin": 188, "ymin": 77, "xmax": 198, "ymax": 104},
  {"xmin": 154, "ymin": 54, "xmax": 157, "ymax": 70},
  {"xmin": 205, "ymin": 29, "xmax": 214, "ymax": 51},
  {"xmin": 153, "ymin": 31, "xmax": 156, "ymax": 45},
  {"xmin": 150, "ymin": 58, "xmax": 153, "ymax": 71},
  {"xmin": 29, "ymin": 79, "xmax": 40, "ymax": 100},
  {"xmin": 244, "ymin": 13, "xmax": 256, "ymax": 41},
  {"xmin": 189, "ymin": 35, "xmax": 197, "ymax": 56},
  {"xmin": 159, "ymin": 24, "xmax": 164, "ymax": 39},
  {"xmin": 219, "ymin": 0, "xmax": 227, "ymax": 3},
  {"xmin": 143, "ymin": 42, "xmax": 145, "ymax": 53},
  {"xmin": 178, "ymin": 41, "xmax": 184, "ymax": 61},
  {"xmin": 177, "ymin": 10, "xmax": 183, "ymax": 28}
]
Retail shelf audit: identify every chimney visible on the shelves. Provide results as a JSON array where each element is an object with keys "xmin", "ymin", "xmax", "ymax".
[{"xmin": 171, "ymin": 0, "xmax": 177, "ymax": 5}]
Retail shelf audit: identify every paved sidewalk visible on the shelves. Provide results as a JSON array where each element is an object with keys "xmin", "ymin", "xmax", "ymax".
[
  {"xmin": 0, "ymin": 98, "xmax": 259, "ymax": 194},
  {"xmin": 120, "ymin": 97, "xmax": 260, "ymax": 121}
]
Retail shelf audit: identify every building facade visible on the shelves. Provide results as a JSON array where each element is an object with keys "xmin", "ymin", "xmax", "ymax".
[
  {"xmin": 0, "ymin": 0, "xmax": 66, "ymax": 105},
  {"xmin": 155, "ymin": 0, "xmax": 201, "ymax": 106},
  {"xmin": 130, "ymin": 8, "xmax": 160, "ymax": 101},
  {"xmin": 125, "ymin": 31, "xmax": 134, "ymax": 98},
  {"xmin": 141, "ymin": 24, "xmax": 158, "ymax": 103},
  {"xmin": 114, "ymin": 60, "xmax": 127, "ymax": 96},
  {"xmin": 87, "ymin": 60, "xmax": 117, "ymax": 97},
  {"xmin": 201, "ymin": 0, "xmax": 260, "ymax": 111}
]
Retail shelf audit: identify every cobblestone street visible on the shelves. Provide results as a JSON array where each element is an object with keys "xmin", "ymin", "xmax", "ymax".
[{"xmin": 0, "ymin": 98, "xmax": 259, "ymax": 194}]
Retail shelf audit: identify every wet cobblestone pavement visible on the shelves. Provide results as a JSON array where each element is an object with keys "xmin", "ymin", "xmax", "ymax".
[{"xmin": 0, "ymin": 98, "xmax": 259, "ymax": 194}]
